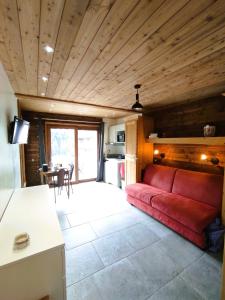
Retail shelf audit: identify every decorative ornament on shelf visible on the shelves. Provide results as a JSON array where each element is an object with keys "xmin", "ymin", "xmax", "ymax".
[
  {"xmin": 203, "ymin": 124, "xmax": 216, "ymax": 137},
  {"xmin": 131, "ymin": 84, "xmax": 143, "ymax": 111},
  {"xmin": 149, "ymin": 133, "xmax": 158, "ymax": 138}
]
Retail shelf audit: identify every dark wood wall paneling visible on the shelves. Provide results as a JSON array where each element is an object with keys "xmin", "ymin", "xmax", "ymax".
[
  {"xmin": 148, "ymin": 96, "xmax": 225, "ymax": 138},
  {"xmin": 153, "ymin": 144, "xmax": 224, "ymax": 175},
  {"xmin": 147, "ymin": 96, "xmax": 225, "ymax": 174},
  {"xmin": 22, "ymin": 111, "xmax": 102, "ymax": 187},
  {"xmin": 23, "ymin": 116, "xmax": 41, "ymax": 186}
]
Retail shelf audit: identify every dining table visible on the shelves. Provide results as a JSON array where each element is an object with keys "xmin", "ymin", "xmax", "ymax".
[{"xmin": 39, "ymin": 167, "xmax": 70, "ymax": 198}]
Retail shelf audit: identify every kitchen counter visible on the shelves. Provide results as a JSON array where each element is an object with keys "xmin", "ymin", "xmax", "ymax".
[{"xmin": 105, "ymin": 158, "xmax": 125, "ymax": 162}]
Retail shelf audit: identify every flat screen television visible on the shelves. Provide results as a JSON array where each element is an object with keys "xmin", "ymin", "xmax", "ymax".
[{"xmin": 9, "ymin": 116, "xmax": 30, "ymax": 144}]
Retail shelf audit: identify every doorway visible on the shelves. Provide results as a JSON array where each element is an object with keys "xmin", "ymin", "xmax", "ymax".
[{"xmin": 45, "ymin": 123, "xmax": 98, "ymax": 183}]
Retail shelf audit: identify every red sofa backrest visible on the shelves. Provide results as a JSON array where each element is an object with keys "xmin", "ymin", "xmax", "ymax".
[
  {"xmin": 143, "ymin": 164, "xmax": 177, "ymax": 192},
  {"xmin": 172, "ymin": 169, "xmax": 223, "ymax": 209}
]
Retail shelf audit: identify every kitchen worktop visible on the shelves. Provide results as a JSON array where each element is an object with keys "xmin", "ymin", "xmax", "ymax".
[{"xmin": 105, "ymin": 158, "xmax": 125, "ymax": 162}]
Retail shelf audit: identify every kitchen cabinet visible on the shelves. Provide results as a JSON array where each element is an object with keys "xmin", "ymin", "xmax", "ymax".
[
  {"xmin": 109, "ymin": 125, "xmax": 117, "ymax": 143},
  {"xmin": 108, "ymin": 123, "xmax": 125, "ymax": 144},
  {"xmin": 125, "ymin": 116, "xmax": 153, "ymax": 185}
]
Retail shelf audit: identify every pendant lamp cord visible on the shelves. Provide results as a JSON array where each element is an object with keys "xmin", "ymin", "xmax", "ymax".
[{"xmin": 136, "ymin": 88, "xmax": 139, "ymax": 102}]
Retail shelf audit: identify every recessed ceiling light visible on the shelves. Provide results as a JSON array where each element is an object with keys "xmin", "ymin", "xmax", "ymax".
[
  {"xmin": 42, "ymin": 76, "xmax": 48, "ymax": 82},
  {"xmin": 44, "ymin": 45, "xmax": 54, "ymax": 53},
  {"xmin": 41, "ymin": 92, "xmax": 45, "ymax": 96}
]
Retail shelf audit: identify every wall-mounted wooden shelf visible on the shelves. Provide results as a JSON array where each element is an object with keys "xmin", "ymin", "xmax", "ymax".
[{"xmin": 146, "ymin": 137, "xmax": 225, "ymax": 145}]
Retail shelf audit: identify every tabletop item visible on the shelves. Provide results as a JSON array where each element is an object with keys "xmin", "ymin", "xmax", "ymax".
[
  {"xmin": 14, "ymin": 232, "xmax": 29, "ymax": 245},
  {"xmin": 14, "ymin": 232, "xmax": 30, "ymax": 250},
  {"xmin": 42, "ymin": 164, "xmax": 48, "ymax": 172}
]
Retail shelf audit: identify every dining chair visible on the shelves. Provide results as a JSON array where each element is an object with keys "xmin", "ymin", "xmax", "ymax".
[
  {"xmin": 49, "ymin": 168, "xmax": 66, "ymax": 202},
  {"xmin": 68, "ymin": 163, "xmax": 74, "ymax": 193}
]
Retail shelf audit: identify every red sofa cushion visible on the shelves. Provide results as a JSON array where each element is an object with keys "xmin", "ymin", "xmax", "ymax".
[
  {"xmin": 151, "ymin": 193, "xmax": 218, "ymax": 233},
  {"xmin": 143, "ymin": 164, "xmax": 177, "ymax": 192},
  {"xmin": 125, "ymin": 183, "xmax": 167, "ymax": 205},
  {"xmin": 172, "ymin": 169, "xmax": 223, "ymax": 208}
]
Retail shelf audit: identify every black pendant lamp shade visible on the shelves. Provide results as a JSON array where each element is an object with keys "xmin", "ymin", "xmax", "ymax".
[{"xmin": 131, "ymin": 84, "xmax": 143, "ymax": 111}]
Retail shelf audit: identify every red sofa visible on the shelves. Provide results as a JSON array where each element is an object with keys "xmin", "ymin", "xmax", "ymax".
[{"xmin": 125, "ymin": 164, "xmax": 223, "ymax": 248}]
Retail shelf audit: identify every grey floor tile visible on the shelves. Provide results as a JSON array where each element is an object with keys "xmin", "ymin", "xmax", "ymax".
[
  {"xmin": 58, "ymin": 214, "xmax": 70, "ymax": 230},
  {"xmin": 93, "ymin": 231, "xmax": 135, "ymax": 266},
  {"xmin": 129, "ymin": 207, "xmax": 158, "ymax": 223},
  {"xmin": 156, "ymin": 233, "xmax": 203, "ymax": 269},
  {"xmin": 121, "ymin": 223, "xmax": 159, "ymax": 251},
  {"xmin": 148, "ymin": 276, "xmax": 203, "ymax": 300},
  {"xmin": 93, "ymin": 258, "xmax": 150, "ymax": 300},
  {"xmin": 128, "ymin": 242, "xmax": 181, "ymax": 295},
  {"xmin": 67, "ymin": 212, "xmax": 91, "ymax": 227},
  {"xmin": 67, "ymin": 277, "xmax": 103, "ymax": 300},
  {"xmin": 90, "ymin": 211, "xmax": 138, "ymax": 237},
  {"xmin": 55, "ymin": 182, "xmax": 221, "ymax": 300},
  {"xmin": 66, "ymin": 243, "xmax": 104, "ymax": 285},
  {"xmin": 180, "ymin": 253, "xmax": 222, "ymax": 300},
  {"xmin": 143, "ymin": 219, "xmax": 173, "ymax": 238},
  {"xmin": 63, "ymin": 223, "xmax": 97, "ymax": 250}
]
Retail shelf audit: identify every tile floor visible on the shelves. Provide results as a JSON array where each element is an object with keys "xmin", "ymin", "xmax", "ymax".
[{"xmin": 54, "ymin": 182, "xmax": 222, "ymax": 300}]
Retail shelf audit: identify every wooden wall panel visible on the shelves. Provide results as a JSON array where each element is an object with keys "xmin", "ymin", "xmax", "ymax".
[
  {"xmin": 24, "ymin": 120, "xmax": 41, "ymax": 186},
  {"xmin": 153, "ymin": 144, "xmax": 224, "ymax": 175},
  {"xmin": 148, "ymin": 96, "xmax": 225, "ymax": 138}
]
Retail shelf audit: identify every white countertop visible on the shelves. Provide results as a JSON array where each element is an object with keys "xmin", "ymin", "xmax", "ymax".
[
  {"xmin": 0, "ymin": 185, "xmax": 64, "ymax": 268},
  {"xmin": 105, "ymin": 158, "xmax": 125, "ymax": 163}
]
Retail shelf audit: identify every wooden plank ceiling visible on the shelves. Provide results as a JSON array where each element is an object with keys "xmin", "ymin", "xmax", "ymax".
[{"xmin": 0, "ymin": 0, "xmax": 225, "ymax": 118}]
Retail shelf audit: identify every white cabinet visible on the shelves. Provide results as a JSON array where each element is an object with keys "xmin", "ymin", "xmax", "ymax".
[
  {"xmin": 108, "ymin": 123, "xmax": 125, "ymax": 144},
  {"xmin": 109, "ymin": 125, "xmax": 117, "ymax": 143},
  {"xmin": 0, "ymin": 185, "xmax": 66, "ymax": 300},
  {"xmin": 104, "ymin": 159, "xmax": 125, "ymax": 187},
  {"xmin": 117, "ymin": 123, "xmax": 125, "ymax": 132}
]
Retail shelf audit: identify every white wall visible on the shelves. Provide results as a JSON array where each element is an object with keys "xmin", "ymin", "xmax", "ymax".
[{"xmin": 0, "ymin": 64, "xmax": 21, "ymax": 220}]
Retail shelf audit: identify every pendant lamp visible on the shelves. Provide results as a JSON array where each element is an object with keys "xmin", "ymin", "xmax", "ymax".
[{"xmin": 131, "ymin": 84, "xmax": 143, "ymax": 111}]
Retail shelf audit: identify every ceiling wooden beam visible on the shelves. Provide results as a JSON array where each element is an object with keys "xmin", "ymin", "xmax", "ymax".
[
  {"xmin": 15, "ymin": 93, "xmax": 136, "ymax": 113},
  {"xmin": 22, "ymin": 110, "xmax": 102, "ymax": 123}
]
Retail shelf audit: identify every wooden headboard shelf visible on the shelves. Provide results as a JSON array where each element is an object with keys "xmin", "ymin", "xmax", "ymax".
[{"xmin": 146, "ymin": 137, "xmax": 225, "ymax": 145}]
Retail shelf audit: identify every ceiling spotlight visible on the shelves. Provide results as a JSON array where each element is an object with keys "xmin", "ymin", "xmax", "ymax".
[
  {"xmin": 44, "ymin": 45, "xmax": 54, "ymax": 53},
  {"xmin": 42, "ymin": 76, "xmax": 48, "ymax": 82},
  {"xmin": 131, "ymin": 84, "xmax": 143, "ymax": 111},
  {"xmin": 41, "ymin": 92, "xmax": 45, "ymax": 96}
]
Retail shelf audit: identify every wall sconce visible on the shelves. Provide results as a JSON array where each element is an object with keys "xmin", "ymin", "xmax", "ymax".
[
  {"xmin": 200, "ymin": 154, "xmax": 219, "ymax": 165},
  {"xmin": 154, "ymin": 149, "xmax": 165, "ymax": 163},
  {"xmin": 200, "ymin": 154, "xmax": 207, "ymax": 161}
]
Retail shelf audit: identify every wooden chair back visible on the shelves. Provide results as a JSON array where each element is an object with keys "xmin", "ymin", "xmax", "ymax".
[{"xmin": 57, "ymin": 169, "xmax": 65, "ymax": 187}]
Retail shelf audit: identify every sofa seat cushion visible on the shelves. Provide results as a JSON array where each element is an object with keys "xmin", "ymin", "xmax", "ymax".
[
  {"xmin": 151, "ymin": 193, "xmax": 218, "ymax": 233},
  {"xmin": 125, "ymin": 183, "xmax": 167, "ymax": 205}
]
